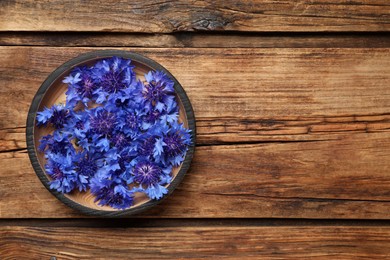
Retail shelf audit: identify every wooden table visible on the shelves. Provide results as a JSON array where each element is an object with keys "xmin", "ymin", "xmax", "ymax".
[{"xmin": 1, "ymin": 1, "xmax": 390, "ymax": 259}]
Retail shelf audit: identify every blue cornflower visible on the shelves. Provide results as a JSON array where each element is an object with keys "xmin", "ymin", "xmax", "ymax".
[
  {"xmin": 138, "ymin": 136, "xmax": 156, "ymax": 158},
  {"xmin": 115, "ymin": 102, "xmax": 144, "ymax": 138},
  {"xmin": 36, "ymin": 104, "xmax": 69, "ymax": 129},
  {"xmin": 45, "ymin": 153, "xmax": 76, "ymax": 193},
  {"xmin": 143, "ymin": 71, "xmax": 175, "ymax": 111},
  {"xmin": 64, "ymin": 66, "xmax": 97, "ymax": 107},
  {"xmin": 50, "ymin": 105, "xmax": 69, "ymax": 129},
  {"xmin": 110, "ymin": 133, "xmax": 130, "ymax": 150},
  {"xmin": 89, "ymin": 107, "xmax": 116, "ymax": 136},
  {"xmin": 132, "ymin": 161, "xmax": 162, "ymax": 186},
  {"xmin": 72, "ymin": 67, "xmax": 96, "ymax": 99},
  {"xmin": 38, "ymin": 131, "xmax": 75, "ymax": 155},
  {"xmin": 72, "ymin": 151, "xmax": 100, "ymax": 191},
  {"xmin": 160, "ymin": 96, "xmax": 179, "ymax": 125},
  {"xmin": 93, "ymin": 57, "xmax": 135, "ymax": 94},
  {"xmin": 162, "ymin": 124, "xmax": 192, "ymax": 166},
  {"xmin": 164, "ymin": 132, "xmax": 186, "ymax": 157},
  {"xmin": 90, "ymin": 177, "xmax": 134, "ymax": 209},
  {"xmin": 145, "ymin": 184, "xmax": 168, "ymax": 200},
  {"xmin": 142, "ymin": 108, "xmax": 164, "ymax": 130}
]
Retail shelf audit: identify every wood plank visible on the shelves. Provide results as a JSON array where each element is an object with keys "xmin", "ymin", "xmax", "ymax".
[
  {"xmin": 1, "ymin": 1, "xmax": 390, "ymax": 33},
  {"xmin": 1, "ymin": 225, "xmax": 389, "ymax": 259},
  {"xmin": 1, "ymin": 132, "xmax": 389, "ymax": 218},
  {"xmin": 0, "ymin": 127, "xmax": 25, "ymax": 151},
  {"xmin": 1, "ymin": 32, "xmax": 390, "ymax": 48},
  {"xmin": 2, "ymin": 114, "xmax": 390, "ymax": 151},
  {"xmin": 0, "ymin": 47, "xmax": 389, "ymax": 141}
]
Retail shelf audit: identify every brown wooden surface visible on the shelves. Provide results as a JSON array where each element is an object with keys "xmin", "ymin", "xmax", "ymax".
[
  {"xmin": 0, "ymin": 47, "xmax": 389, "ymax": 219},
  {"xmin": 1, "ymin": 133, "xmax": 390, "ymax": 218},
  {"xmin": 1, "ymin": 0, "xmax": 390, "ymax": 32},
  {"xmin": 1, "ymin": 47, "xmax": 390, "ymax": 135},
  {"xmin": 1, "ymin": 225, "xmax": 389, "ymax": 259},
  {"xmin": 1, "ymin": 1, "xmax": 390, "ymax": 259}
]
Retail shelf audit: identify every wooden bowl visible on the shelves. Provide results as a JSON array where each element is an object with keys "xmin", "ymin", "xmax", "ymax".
[{"xmin": 26, "ymin": 50, "xmax": 196, "ymax": 217}]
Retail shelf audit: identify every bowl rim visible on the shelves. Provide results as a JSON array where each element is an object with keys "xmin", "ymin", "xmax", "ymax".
[{"xmin": 26, "ymin": 49, "xmax": 196, "ymax": 217}]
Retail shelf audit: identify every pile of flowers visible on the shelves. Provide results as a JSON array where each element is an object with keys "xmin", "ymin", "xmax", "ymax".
[{"xmin": 36, "ymin": 57, "xmax": 191, "ymax": 210}]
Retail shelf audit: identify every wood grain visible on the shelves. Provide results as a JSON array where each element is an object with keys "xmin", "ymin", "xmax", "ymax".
[
  {"xmin": 1, "ymin": 225, "xmax": 389, "ymax": 259},
  {"xmin": 1, "ymin": 1, "xmax": 390, "ymax": 33},
  {"xmin": 0, "ymin": 47, "xmax": 389, "ymax": 218},
  {"xmin": 2, "ymin": 32, "xmax": 390, "ymax": 48},
  {"xmin": 0, "ymin": 47, "xmax": 389, "ymax": 142},
  {"xmin": 3, "ymin": 114, "xmax": 390, "ymax": 151},
  {"xmin": 0, "ymin": 46, "xmax": 389, "ymax": 218},
  {"xmin": 1, "ymin": 132, "xmax": 389, "ymax": 219},
  {"xmin": 1, "ymin": 1, "xmax": 389, "ymax": 257}
]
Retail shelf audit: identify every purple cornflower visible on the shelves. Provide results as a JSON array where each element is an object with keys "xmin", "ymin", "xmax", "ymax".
[
  {"xmin": 164, "ymin": 132, "xmax": 186, "ymax": 157},
  {"xmin": 74, "ymin": 70, "xmax": 95, "ymax": 99},
  {"xmin": 38, "ymin": 132, "xmax": 74, "ymax": 155},
  {"xmin": 94, "ymin": 57, "xmax": 135, "ymax": 94},
  {"xmin": 143, "ymin": 71, "xmax": 175, "ymax": 109},
  {"xmin": 64, "ymin": 67, "xmax": 97, "ymax": 103},
  {"xmin": 45, "ymin": 154, "xmax": 76, "ymax": 193},
  {"xmin": 89, "ymin": 108, "xmax": 116, "ymax": 136},
  {"xmin": 36, "ymin": 104, "xmax": 69, "ymax": 129},
  {"xmin": 75, "ymin": 153, "xmax": 98, "ymax": 178},
  {"xmin": 110, "ymin": 133, "xmax": 129, "ymax": 150},
  {"xmin": 90, "ymin": 178, "xmax": 134, "ymax": 210},
  {"xmin": 126, "ymin": 112, "xmax": 140, "ymax": 130},
  {"xmin": 133, "ymin": 161, "xmax": 162, "ymax": 186},
  {"xmin": 138, "ymin": 137, "xmax": 156, "ymax": 157}
]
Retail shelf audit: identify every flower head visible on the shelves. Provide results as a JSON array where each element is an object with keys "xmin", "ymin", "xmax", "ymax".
[
  {"xmin": 138, "ymin": 137, "xmax": 156, "ymax": 157},
  {"xmin": 145, "ymin": 184, "xmax": 168, "ymax": 200},
  {"xmin": 126, "ymin": 112, "xmax": 140, "ymax": 130},
  {"xmin": 143, "ymin": 71, "xmax": 175, "ymax": 110},
  {"xmin": 36, "ymin": 104, "xmax": 69, "ymax": 129},
  {"xmin": 45, "ymin": 153, "xmax": 76, "ymax": 193},
  {"xmin": 165, "ymin": 124, "xmax": 191, "ymax": 154},
  {"xmin": 89, "ymin": 108, "xmax": 116, "ymax": 136},
  {"xmin": 162, "ymin": 124, "xmax": 191, "ymax": 166},
  {"xmin": 64, "ymin": 66, "xmax": 97, "ymax": 104},
  {"xmin": 110, "ymin": 133, "xmax": 130, "ymax": 150},
  {"xmin": 133, "ymin": 161, "xmax": 162, "ymax": 186},
  {"xmin": 90, "ymin": 178, "xmax": 134, "ymax": 209},
  {"xmin": 38, "ymin": 131, "xmax": 74, "ymax": 155},
  {"xmin": 74, "ymin": 152, "xmax": 98, "ymax": 178},
  {"xmin": 93, "ymin": 57, "xmax": 135, "ymax": 94},
  {"xmin": 164, "ymin": 133, "xmax": 186, "ymax": 157}
]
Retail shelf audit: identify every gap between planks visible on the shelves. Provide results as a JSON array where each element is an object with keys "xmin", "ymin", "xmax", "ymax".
[
  {"xmin": 1, "ymin": 218, "xmax": 390, "ymax": 228},
  {"xmin": 0, "ymin": 32, "xmax": 390, "ymax": 48}
]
